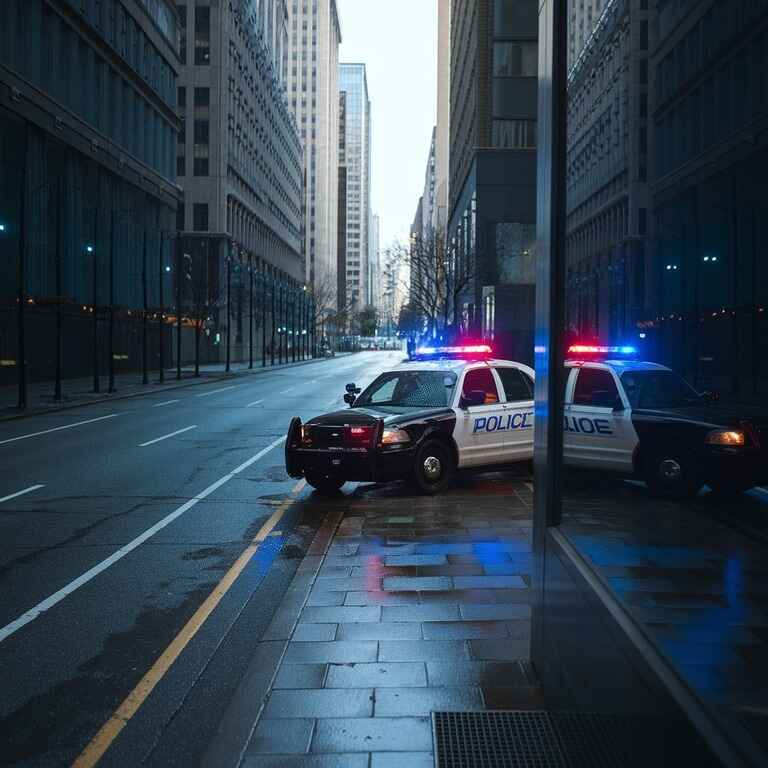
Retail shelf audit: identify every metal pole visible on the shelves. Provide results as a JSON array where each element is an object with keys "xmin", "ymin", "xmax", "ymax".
[
  {"xmin": 17, "ymin": 141, "xmax": 28, "ymax": 411},
  {"xmin": 158, "ymin": 233, "xmax": 165, "ymax": 383},
  {"xmin": 93, "ymin": 200, "xmax": 100, "ymax": 393},
  {"xmin": 108, "ymin": 209, "xmax": 115, "ymax": 393},
  {"xmin": 292, "ymin": 288, "xmax": 297, "ymax": 363},
  {"xmin": 54, "ymin": 179, "xmax": 63, "ymax": 402},
  {"xmin": 249, "ymin": 254, "xmax": 254, "ymax": 369},
  {"xmin": 261, "ymin": 268, "xmax": 267, "ymax": 368},
  {"xmin": 176, "ymin": 238, "xmax": 182, "ymax": 380},
  {"xmin": 226, "ymin": 242, "xmax": 232, "ymax": 373},
  {"xmin": 270, "ymin": 275, "xmax": 276, "ymax": 366},
  {"xmin": 142, "ymin": 225, "xmax": 148, "ymax": 385}
]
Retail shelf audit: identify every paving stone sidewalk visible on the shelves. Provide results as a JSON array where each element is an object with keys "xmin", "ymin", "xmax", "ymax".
[{"xmin": 236, "ymin": 474, "xmax": 544, "ymax": 767}]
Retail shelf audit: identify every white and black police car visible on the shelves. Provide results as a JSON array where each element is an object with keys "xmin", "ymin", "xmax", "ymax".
[
  {"xmin": 563, "ymin": 344, "xmax": 768, "ymax": 498},
  {"xmin": 285, "ymin": 343, "xmax": 768, "ymax": 497},
  {"xmin": 285, "ymin": 344, "xmax": 535, "ymax": 494}
]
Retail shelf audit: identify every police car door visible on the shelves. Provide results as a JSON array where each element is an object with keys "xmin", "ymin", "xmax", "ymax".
[
  {"xmin": 454, "ymin": 366, "xmax": 507, "ymax": 467},
  {"xmin": 494, "ymin": 365, "xmax": 535, "ymax": 461},
  {"xmin": 564, "ymin": 365, "xmax": 637, "ymax": 472}
]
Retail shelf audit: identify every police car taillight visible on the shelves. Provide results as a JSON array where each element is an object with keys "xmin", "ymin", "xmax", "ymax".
[{"xmin": 347, "ymin": 425, "xmax": 374, "ymax": 443}]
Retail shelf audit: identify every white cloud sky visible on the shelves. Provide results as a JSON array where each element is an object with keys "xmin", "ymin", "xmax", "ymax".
[{"xmin": 337, "ymin": 0, "xmax": 438, "ymax": 248}]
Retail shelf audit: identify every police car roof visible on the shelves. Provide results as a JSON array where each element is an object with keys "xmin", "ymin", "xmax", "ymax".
[{"xmin": 566, "ymin": 359, "xmax": 671, "ymax": 373}]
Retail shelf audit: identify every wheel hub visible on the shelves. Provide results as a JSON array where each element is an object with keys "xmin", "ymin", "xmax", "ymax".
[
  {"xmin": 423, "ymin": 455, "xmax": 442, "ymax": 481},
  {"xmin": 659, "ymin": 459, "xmax": 682, "ymax": 481}
]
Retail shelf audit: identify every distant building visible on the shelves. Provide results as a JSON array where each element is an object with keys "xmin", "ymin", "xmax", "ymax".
[
  {"xmin": 564, "ymin": 0, "xmax": 650, "ymax": 352},
  {"xmin": 448, "ymin": 0, "xmax": 539, "ymax": 363},
  {"xmin": 176, "ymin": 0, "xmax": 304, "ymax": 364},
  {"xmin": 421, "ymin": 128, "xmax": 437, "ymax": 240},
  {"xmin": 339, "ymin": 63, "xmax": 372, "ymax": 314},
  {"xmin": 0, "ymin": 0, "xmax": 180, "ymax": 385},
  {"xmin": 370, "ymin": 212, "xmax": 381, "ymax": 311},
  {"xmin": 337, "ymin": 91, "xmax": 348, "ymax": 317},
  {"xmin": 286, "ymin": 0, "xmax": 342, "ymax": 303}
]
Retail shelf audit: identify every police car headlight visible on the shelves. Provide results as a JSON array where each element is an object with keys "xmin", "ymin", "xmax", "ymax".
[
  {"xmin": 705, "ymin": 429, "xmax": 745, "ymax": 446},
  {"xmin": 381, "ymin": 427, "xmax": 411, "ymax": 446}
]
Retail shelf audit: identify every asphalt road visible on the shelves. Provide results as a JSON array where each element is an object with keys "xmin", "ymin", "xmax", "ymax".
[{"xmin": 0, "ymin": 351, "xmax": 402, "ymax": 767}]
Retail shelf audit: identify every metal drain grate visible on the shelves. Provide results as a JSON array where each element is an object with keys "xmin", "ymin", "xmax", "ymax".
[
  {"xmin": 433, "ymin": 711, "xmax": 567, "ymax": 768},
  {"xmin": 433, "ymin": 711, "xmax": 643, "ymax": 768}
]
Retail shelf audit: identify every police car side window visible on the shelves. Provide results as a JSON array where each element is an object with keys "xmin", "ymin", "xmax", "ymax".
[
  {"xmin": 462, "ymin": 368, "xmax": 500, "ymax": 405},
  {"xmin": 496, "ymin": 368, "xmax": 532, "ymax": 402},
  {"xmin": 573, "ymin": 369, "xmax": 620, "ymax": 408}
]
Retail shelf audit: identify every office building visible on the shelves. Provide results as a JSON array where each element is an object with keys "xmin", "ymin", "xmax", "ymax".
[
  {"xmin": 370, "ymin": 212, "xmax": 380, "ymax": 310},
  {"xmin": 176, "ymin": 0, "xmax": 305, "ymax": 364},
  {"xmin": 435, "ymin": 0, "xmax": 451, "ymax": 232},
  {"xmin": 286, "ymin": 0, "xmax": 342, "ymax": 303},
  {"xmin": 336, "ymin": 90, "xmax": 348, "ymax": 317},
  {"xmin": 448, "ymin": 0, "xmax": 539, "ymax": 362},
  {"xmin": 648, "ymin": 0, "xmax": 768, "ymax": 397},
  {"xmin": 565, "ymin": 0, "xmax": 650, "ymax": 355},
  {"xmin": 0, "ymin": 0, "xmax": 180, "ymax": 390},
  {"xmin": 339, "ymin": 63, "xmax": 371, "ymax": 313}
]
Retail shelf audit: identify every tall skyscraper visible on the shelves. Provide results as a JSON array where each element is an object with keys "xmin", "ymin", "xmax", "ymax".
[
  {"xmin": 339, "ymin": 63, "xmax": 372, "ymax": 313},
  {"xmin": 286, "ymin": 0, "xmax": 342, "ymax": 305},
  {"xmin": 435, "ymin": 0, "xmax": 451, "ymax": 233},
  {"xmin": 370, "ymin": 213, "xmax": 381, "ymax": 310},
  {"xmin": 176, "ymin": 0, "xmax": 304, "ymax": 364}
]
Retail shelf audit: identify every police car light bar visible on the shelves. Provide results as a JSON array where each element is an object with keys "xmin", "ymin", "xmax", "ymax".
[
  {"xmin": 567, "ymin": 344, "xmax": 638, "ymax": 357},
  {"xmin": 415, "ymin": 343, "xmax": 492, "ymax": 359}
]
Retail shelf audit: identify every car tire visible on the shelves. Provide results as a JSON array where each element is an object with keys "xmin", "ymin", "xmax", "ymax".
[
  {"xmin": 644, "ymin": 450, "xmax": 701, "ymax": 499},
  {"xmin": 412, "ymin": 440, "xmax": 455, "ymax": 495},
  {"xmin": 305, "ymin": 473, "xmax": 345, "ymax": 495}
]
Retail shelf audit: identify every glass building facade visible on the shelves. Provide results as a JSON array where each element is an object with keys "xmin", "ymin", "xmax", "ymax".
[{"xmin": 0, "ymin": 0, "xmax": 180, "ymax": 388}]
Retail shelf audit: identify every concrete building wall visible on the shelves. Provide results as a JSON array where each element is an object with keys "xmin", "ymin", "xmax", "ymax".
[{"xmin": 286, "ymin": 0, "xmax": 341, "ymax": 303}]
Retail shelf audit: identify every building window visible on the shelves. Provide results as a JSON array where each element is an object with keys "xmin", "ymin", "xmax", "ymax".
[
  {"xmin": 493, "ymin": 42, "xmax": 538, "ymax": 77},
  {"xmin": 194, "ymin": 157, "xmax": 209, "ymax": 175},
  {"xmin": 177, "ymin": 204, "xmax": 186, "ymax": 232},
  {"xmin": 194, "ymin": 4, "xmax": 210, "ymax": 65},
  {"xmin": 178, "ymin": 86, "xmax": 186, "ymax": 108},
  {"xmin": 194, "ymin": 87, "xmax": 209, "ymax": 107},
  {"xmin": 177, "ymin": 155, "xmax": 186, "ymax": 176},
  {"xmin": 193, "ymin": 203, "xmax": 208, "ymax": 231},
  {"xmin": 492, "ymin": 120, "xmax": 537, "ymax": 148}
]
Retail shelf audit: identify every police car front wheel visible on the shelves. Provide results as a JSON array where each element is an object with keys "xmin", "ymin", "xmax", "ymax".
[
  {"xmin": 412, "ymin": 440, "xmax": 455, "ymax": 494},
  {"xmin": 644, "ymin": 451, "xmax": 701, "ymax": 499}
]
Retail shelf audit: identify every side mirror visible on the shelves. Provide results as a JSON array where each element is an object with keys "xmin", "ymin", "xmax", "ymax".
[
  {"xmin": 346, "ymin": 382, "xmax": 361, "ymax": 394},
  {"xmin": 343, "ymin": 393, "xmax": 356, "ymax": 406},
  {"xmin": 460, "ymin": 389, "xmax": 486, "ymax": 409}
]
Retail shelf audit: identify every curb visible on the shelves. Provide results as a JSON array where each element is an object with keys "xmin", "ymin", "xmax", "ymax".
[{"xmin": 0, "ymin": 354, "xmax": 355, "ymax": 424}]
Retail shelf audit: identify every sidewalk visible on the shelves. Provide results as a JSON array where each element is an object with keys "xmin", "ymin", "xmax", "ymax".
[
  {"xmin": 0, "ymin": 355, "xmax": 350, "ymax": 421},
  {"xmin": 207, "ymin": 473, "xmax": 543, "ymax": 767}
]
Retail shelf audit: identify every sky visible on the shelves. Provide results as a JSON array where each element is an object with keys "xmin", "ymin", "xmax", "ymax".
[{"xmin": 337, "ymin": 0, "xmax": 438, "ymax": 249}]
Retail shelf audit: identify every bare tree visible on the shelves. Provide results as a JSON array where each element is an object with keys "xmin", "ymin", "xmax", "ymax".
[{"xmin": 383, "ymin": 227, "xmax": 475, "ymax": 339}]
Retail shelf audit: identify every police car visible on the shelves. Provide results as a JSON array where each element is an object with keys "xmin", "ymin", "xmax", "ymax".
[
  {"xmin": 285, "ymin": 344, "xmax": 535, "ymax": 494},
  {"xmin": 563, "ymin": 345, "xmax": 768, "ymax": 498}
]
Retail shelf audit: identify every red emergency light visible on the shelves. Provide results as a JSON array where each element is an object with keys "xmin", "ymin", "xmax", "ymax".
[{"xmin": 567, "ymin": 344, "xmax": 638, "ymax": 357}]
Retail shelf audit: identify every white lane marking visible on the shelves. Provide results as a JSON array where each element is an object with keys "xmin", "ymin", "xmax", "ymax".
[
  {"xmin": 195, "ymin": 385, "xmax": 239, "ymax": 398},
  {"xmin": 284, "ymin": 386, "xmax": 296, "ymax": 393},
  {"xmin": 0, "ymin": 485, "xmax": 45, "ymax": 504},
  {"xmin": 0, "ymin": 436, "xmax": 287, "ymax": 644},
  {"xmin": 0, "ymin": 414, "xmax": 118, "ymax": 447},
  {"xmin": 139, "ymin": 425, "xmax": 197, "ymax": 447},
  {"xmin": 247, "ymin": 400, "xmax": 264, "ymax": 408},
  {"xmin": 152, "ymin": 400, "xmax": 180, "ymax": 408}
]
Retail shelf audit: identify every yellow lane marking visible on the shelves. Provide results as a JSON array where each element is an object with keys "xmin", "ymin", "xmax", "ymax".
[{"xmin": 73, "ymin": 479, "xmax": 306, "ymax": 768}]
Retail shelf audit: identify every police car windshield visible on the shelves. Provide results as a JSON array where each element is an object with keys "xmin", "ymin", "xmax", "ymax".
[
  {"xmin": 355, "ymin": 370, "xmax": 457, "ymax": 409},
  {"xmin": 620, "ymin": 370, "xmax": 702, "ymax": 409}
]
